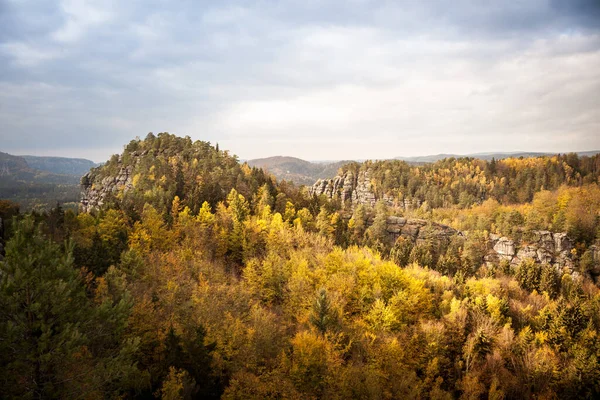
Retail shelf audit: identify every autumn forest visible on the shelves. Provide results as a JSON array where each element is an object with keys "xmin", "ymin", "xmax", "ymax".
[{"xmin": 1, "ymin": 133, "xmax": 600, "ymax": 399}]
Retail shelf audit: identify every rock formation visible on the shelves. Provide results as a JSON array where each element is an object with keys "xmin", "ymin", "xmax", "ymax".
[
  {"xmin": 383, "ymin": 216, "xmax": 461, "ymax": 243},
  {"xmin": 492, "ymin": 236, "xmax": 515, "ymax": 260},
  {"xmin": 80, "ymin": 155, "xmax": 138, "ymax": 213},
  {"xmin": 377, "ymin": 214, "xmax": 581, "ymax": 274},
  {"xmin": 486, "ymin": 230, "xmax": 575, "ymax": 272},
  {"xmin": 310, "ymin": 169, "xmax": 406, "ymax": 209}
]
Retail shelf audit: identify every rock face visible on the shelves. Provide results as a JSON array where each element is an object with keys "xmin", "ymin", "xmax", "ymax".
[
  {"xmin": 486, "ymin": 230, "xmax": 575, "ymax": 271},
  {"xmin": 80, "ymin": 157, "xmax": 136, "ymax": 213},
  {"xmin": 310, "ymin": 169, "xmax": 411, "ymax": 209},
  {"xmin": 381, "ymin": 217, "xmax": 578, "ymax": 273},
  {"xmin": 553, "ymin": 233, "xmax": 572, "ymax": 253},
  {"xmin": 493, "ymin": 237, "xmax": 515, "ymax": 259},
  {"xmin": 383, "ymin": 216, "xmax": 460, "ymax": 243}
]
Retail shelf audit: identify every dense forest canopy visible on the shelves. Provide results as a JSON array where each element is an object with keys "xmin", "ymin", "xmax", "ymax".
[{"xmin": 1, "ymin": 133, "xmax": 600, "ymax": 399}]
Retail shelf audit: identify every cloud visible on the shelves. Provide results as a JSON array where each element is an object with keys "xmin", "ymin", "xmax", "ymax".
[
  {"xmin": 0, "ymin": 42, "xmax": 62, "ymax": 66},
  {"xmin": 0, "ymin": 0, "xmax": 599, "ymax": 161},
  {"xmin": 52, "ymin": 0, "xmax": 111, "ymax": 43}
]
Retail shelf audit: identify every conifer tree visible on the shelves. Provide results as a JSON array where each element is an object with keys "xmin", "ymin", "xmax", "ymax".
[
  {"xmin": 0, "ymin": 218, "xmax": 140, "ymax": 397},
  {"xmin": 310, "ymin": 288, "xmax": 335, "ymax": 335}
]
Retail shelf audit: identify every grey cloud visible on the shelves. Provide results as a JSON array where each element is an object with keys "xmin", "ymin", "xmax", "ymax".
[
  {"xmin": 550, "ymin": 0, "xmax": 600, "ymax": 28},
  {"xmin": 0, "ymin": 1, "xmax": 599, "ymax": 161}
]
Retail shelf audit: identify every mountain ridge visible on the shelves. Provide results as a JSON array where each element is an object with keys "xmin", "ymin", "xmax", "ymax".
[
  {"xmin": 246, "ymin": 156, "xmax": 349, "ymax": 185},
  {"xmin": 20, "ymin": 155, "xmax": 98, "ymax": 176},
  {"xmin": 0, "ymin": 151, "xmax": 83, "ymax": 209},
  {"xmin": 395, "ymin": 150, "xmax": 600, "ymax": 163}
]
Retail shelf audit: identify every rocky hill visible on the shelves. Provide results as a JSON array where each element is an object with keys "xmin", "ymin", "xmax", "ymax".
[
  {"xmin": 310, "ymin": 155, "xmax": 600, "ymax": 210},
  {"xmin": 309, "ymin": 167, "xmax": 417, "ymax": 209},
  {"xmin": 80, "ymin": 133, "xmax": 276, "ymax": 215}
]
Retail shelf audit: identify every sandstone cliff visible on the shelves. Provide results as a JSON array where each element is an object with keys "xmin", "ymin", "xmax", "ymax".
[
  {"xmin": 80, "ymin": 153, "xmax": 138, "ymax": 213},
  {"xmin": 485, "ymin": 231, "xmax": 577, "ymax": 273},
  {"xmin": 381, "ymin": 216, "xmax": 461, "ymax": 244},
  {"xmin": 310, "ymin": 169, "xmax": 412, "ymax": 209},
  {"xmin": 374, "ymin": 214, "xmax": 581, "ymax": 275}
]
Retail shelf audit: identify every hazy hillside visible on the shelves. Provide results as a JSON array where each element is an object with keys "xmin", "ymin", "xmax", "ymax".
[
  {"xmin": 0, "ymin": 151, "xmax": 82, "ymax": 209},
  {"xmin": 246, "ymin": 156, "xmax": 348, "ymax": 185},
  {"xmin": 21, "ymin": 155, "xmax": 97, "ymax": 176},
  {"xmin": 395, "ymin": 150, "xmax": 600, "ymax": 163},
  {"xmin": 0, "ymin": 151, "xmax": 30, "ymax": 176},
  {"xmin": 0, "ymin": 152, "xmax": 81, "ymax": 184}
]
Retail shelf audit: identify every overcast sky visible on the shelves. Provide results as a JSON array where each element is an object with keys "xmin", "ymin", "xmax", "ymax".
[{"xmin": 1, "ymin": 0, "xmax": 599, "ymax": 162}]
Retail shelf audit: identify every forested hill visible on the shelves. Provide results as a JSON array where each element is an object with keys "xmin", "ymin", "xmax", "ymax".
[
  {"xmin": 80, "ymin": 132, "xmax": 307, "ymax": 217},
  {"xmin": 311, "ymin": 154, "xmax": 600, "ymax": 209},
  {"xmin": 0, "ymin": 151, "xmax": 95, "ymax": 182}
]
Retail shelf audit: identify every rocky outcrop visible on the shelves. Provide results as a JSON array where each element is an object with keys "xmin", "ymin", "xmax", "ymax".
[
  {"xmin": 492, "ymin": 237, "xmax": 515, "ymax": 259},
  {"xmin": 383, "ymin": 216, "xmax": 461, "ymax": 243},
  {"xmin": 553, "ymin": 233, "xmax": 572, "ymax": 253},
  {"xmin": 80, "ymin": 157, "xmax": 136, "ymax": 213},
  {"xmin": 310, "ymin": 169, "xmax": 405, "ymax": 209},
  {"xmin": 486, "ymin": 230, "xmax": 575, "ymax": 272}
]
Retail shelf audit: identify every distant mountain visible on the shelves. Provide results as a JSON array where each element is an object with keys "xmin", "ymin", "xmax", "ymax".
[
  {"xmin": 0, "ymin": 152, "xmax": 82, "ymax": 184},
  {"xmin": 246, "ymin": 156, "xmax": 348, "ymax": 185},
  {"xmin": 395, "ymin": 151, "xmax": 600, "ymax": 163},
  {"xmin": 21, "ymin": 155, "xmax": 98, "ymax": 176},
  {"xmin": 0, "ymin": 151, "xmax": 30, "ymax": 174},
  {"xmin": 0, "ymin": 151, "xmax": 83, "ymax": 210}
]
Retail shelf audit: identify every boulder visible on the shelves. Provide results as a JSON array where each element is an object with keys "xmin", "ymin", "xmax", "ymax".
[
  {"xmin": 386, "ymin": 224, "xmax": 402, "ymax": 234},
  {"xmin": 387, "ymin": 216, "xmax": 406, "ymax": 226}
]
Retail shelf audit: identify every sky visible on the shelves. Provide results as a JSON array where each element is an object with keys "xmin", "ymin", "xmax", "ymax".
[{"xmin": 1, "ymin": 0, "xmax": 599, "ymax": 162}]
